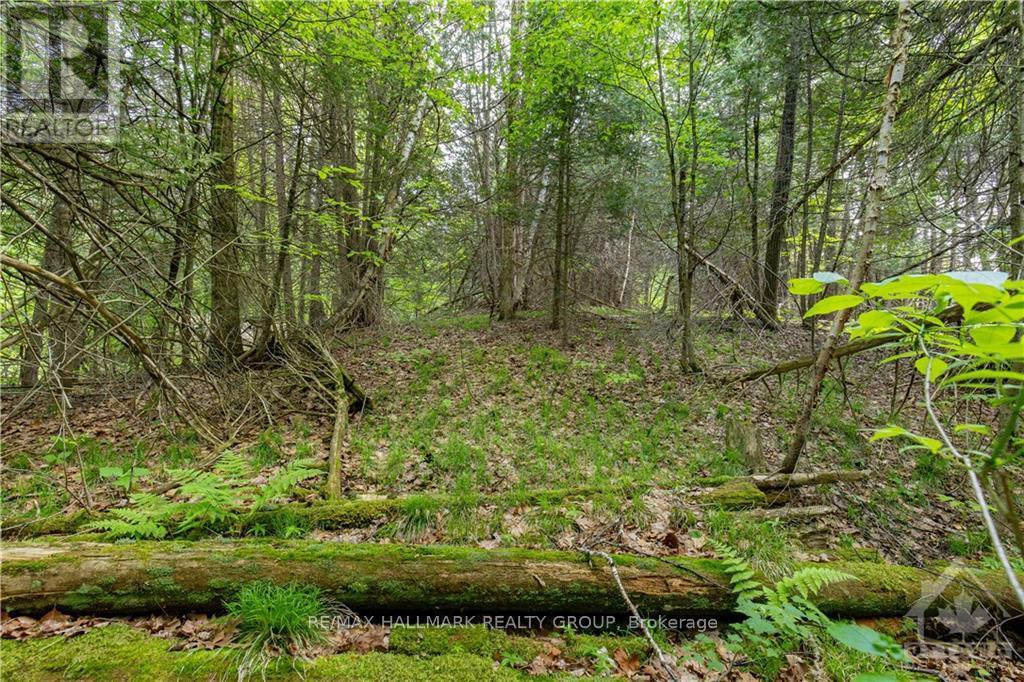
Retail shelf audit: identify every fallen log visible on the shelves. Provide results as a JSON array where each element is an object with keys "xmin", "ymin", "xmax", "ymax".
[
  {"xmin": 4, "ymin": 475, "xmax": 855, "ymax": 539},
  {"xmin": 727, "ymin": 334, "xmax": 900, "ymax": 383},
  {"xmin": 726, "ymin": 303, "xmax": 975, "ymax": 384},
  {"xmin": 2, "ymin": 540, "xmax": 1020, "ymax": 620},
  {"xmin": 694, "ymin": 472, "xmax": 863, "ymax": 509},
  {"xmin": 746, "ymin": 470, "xmax": 867, "ymax": 489},
  {"xmin": 745, "ymin": 505, "xmax": 835, "ymax": 521}
]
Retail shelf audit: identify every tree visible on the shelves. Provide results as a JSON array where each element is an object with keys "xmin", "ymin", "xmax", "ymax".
[
  {"xmin": 781, "ymin": 0, "xmax": 913, "ymax": 473},
  {"xmin": 758, "ymin": 20, "xmax": 802, "ymax": 327},
  {"xmin": 207, "ymin": 3, "xmax": 243, "ymax": 365}
]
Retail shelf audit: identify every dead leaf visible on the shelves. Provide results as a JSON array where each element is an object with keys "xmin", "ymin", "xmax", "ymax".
[{"xmin": 614, "ymin": 648, "xmax": 642, "ymax": 677}]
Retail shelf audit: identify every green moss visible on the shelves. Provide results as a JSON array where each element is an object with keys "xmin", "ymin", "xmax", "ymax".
[
  {"xmin": 0, "ymin": 625, "xmax": 231, "ymax": 680},
  {"xmin": 701, "ymin": 480, "xmax": 767, "ymax": 509},
  {"xmin": 390, "ymin": 625, "xmax": 543, "ymax": 662},
  {"xmin": 1, "ymin": 510, "xmax": 91, "ymax": 537},
  {"xmin": 308, "ymin": 653, "xmax": 535, "ymax": 681},
  {"xmin": 563, "ymin": 632, "xmax": 654, "ymax": 660},
  {"xmin": 0, "ymin": 626, "xmax": 541, "ymax": 681}
]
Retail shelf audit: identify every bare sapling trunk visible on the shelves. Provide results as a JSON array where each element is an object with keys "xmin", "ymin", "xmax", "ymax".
[
  {"xmin": 781, "ymin": 0, "xmax": 912, "ymax": 473},
  {"xmin": 327, "ymin": 376, "xmax": 349, "ymax": 500}
]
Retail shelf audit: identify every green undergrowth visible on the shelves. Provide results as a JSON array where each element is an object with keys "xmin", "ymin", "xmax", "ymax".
[
  {"xmin": 0, "ymin": 622, "xmax": 665, "ymax": 681},
  {"xmin": 390, "ymin": 624, "xmax": 656, "ymax": 665},
  {"xmin": 0, "ymin": 620, "xmax": 926, "ymax": 681},
  {"xmin": 0, "ymin": 625, "xmax": 545, "ymax": 681},
  {"xmin": 345, "ymin": 321, "xmax": 708, "ymax": 495}
]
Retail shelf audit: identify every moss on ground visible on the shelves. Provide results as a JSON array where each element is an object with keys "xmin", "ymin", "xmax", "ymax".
[
  {"xmin": 0, "ymin": 625, "xmax": 553, "ymax": 681},
  {"xmin": 390, "ymin": 625, "xmax": 545, "ymax": 662},
  {"xmin": 701, "ymin": 480, "xmax": 767, "ymax": 509}
]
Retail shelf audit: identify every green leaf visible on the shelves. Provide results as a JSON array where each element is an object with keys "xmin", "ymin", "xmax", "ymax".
[
  {"xmin": 870, "ymin": 426, "xmax": 908, "ymax": 441},
  {"xmin": 826, "ymin": 622, "xmax": 910, "ymax": 662},
  {"xmin": 860, "ymin": 275, "xmax": 941, "ymax": 299},
  {"xmin": 953, "ymin": 423, "xmax": 990, "ymax": 436},
  {"xmin": 853, "ymin": 675, "xmax": 901, "ymax": 682},
  {"xmin": 99, "ymin": 467, "xmax": 124, "ymax": 478},
  {"xmin": 914, "ymin": 356, "xmax": 948, "ymax": 382},
  {"xmin": 943, "ymin": 271, "xmax": 1008, "ymax": 287},
  {"xmin": 803, "ymin": 295, "xmax": 864, "ymax": 318},
  {"xmin": 910, "ymin": 434, "xmax": 943, "ymax": 453},
  {"xmin": 788, "ymin": 278, "xmax": 825, "ymax": 296},
  {"xmin": 855, "ymin": 310, "xmax": 898, "ymax": 333},
  {"xmin": 969, "ymin": 325, "xmax": 1018, "ymax": 347},
  {"xmin": 946, "ymin": 369, "xmax": 1024, "ymax": 383}
]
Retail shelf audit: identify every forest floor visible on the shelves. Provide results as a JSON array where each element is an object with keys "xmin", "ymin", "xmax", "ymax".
[{"xmin": 2, "ymin": 310, "xmax": 1022, "ymax": 680}]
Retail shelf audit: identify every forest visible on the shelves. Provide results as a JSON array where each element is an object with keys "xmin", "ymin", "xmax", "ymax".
[{"xmin": 1, "ymin": 0, "xmax": 1023, "ymax": 680}]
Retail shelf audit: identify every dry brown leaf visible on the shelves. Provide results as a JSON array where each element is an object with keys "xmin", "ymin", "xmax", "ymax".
[{"xmin": 614, "ymin": 647, "xmax": 642, "ymax": 677}]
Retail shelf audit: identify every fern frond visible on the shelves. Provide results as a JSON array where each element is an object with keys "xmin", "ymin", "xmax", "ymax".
[
  {"xmin": 253, "ymin": 458, "xmax": 323, "ymax": 509},
  {"xmin": 710, "ymin": 540, "xmax": 765, "ymax": 601},
  {"xmin": 85, "ymin": 506, "xmax": 170, "ymax": 539},
  {"xmin": 773, "ymin": 567, "xmax": 856, "ymax": 602},
  {"xmin": 213, "ymin": 451, "xmax": 252, "ymax": 484}
]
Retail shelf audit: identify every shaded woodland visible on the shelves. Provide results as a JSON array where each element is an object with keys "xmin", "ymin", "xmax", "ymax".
[{"xmin": 1, "ymin": 1, "xmax": 1023, "ymax": 680}]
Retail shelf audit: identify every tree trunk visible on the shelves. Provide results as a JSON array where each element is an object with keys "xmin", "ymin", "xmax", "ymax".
[
  {"xmin": 207, "ymin": 5, "xmax": 243, "ymax": 365},
  {"xmin": 653, "ymin": 23, "xmax": 696, "ymax": 370},
  {"xmin": 797, "ymin": 67, "xmax": 814, "ymax": 318},
  {"xmin": 758, "ymin": 29, "xmax": 802, "ymax": 327},
  {"xmin": 551, "ymin": 95, "xmax": 573, "ymax": 333},
  {"xmin": 1008, "ymin": 0, "xmax": 1024, "ymax": 279},
  {"xmin": 3, "ymin": 540, "xmax": 1020, "ymax": 619},
  {"xmin": 18, "ymin": 196, "xmax": 71, "ymax": 386},
  {"xmin": 744, "ymin": 89, "xmax": 761, "ymax": 298},
  {"xmin": 326, "ymin": 383, "xmax": 349, "ymax": 501},
  {"xmin": 781, "ymin": 0, "xmax": 912, "ymax": 473}
]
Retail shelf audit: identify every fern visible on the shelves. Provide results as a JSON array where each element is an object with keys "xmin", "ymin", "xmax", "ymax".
[
  {"xmin": 252, "ymin": 458, "xmax": 322, "ymax": 510},
  {"xmin": 771, "ymin": 567, "xmax": 854, "ymax": 603},
  {"xmin": 85, "ymin": 493, "xmax": 176, "ymax": 540},
  {"xmin": 712, "ymin": 541, "xmax": 764, "ymax": 601},
  {"xmin": 213, "ymin": 451, "xmax": 252, "ymax": 485},
  {"xmin": 712, "ymin": 541, "xmax": 861, "ymax": 678},
  {"xmin": 173, "ymin": 469, "xmax": 242, "ymax": 534},
  {"xmin": 90, "ymin": 452, "xmax": 324, "ymax": 541}
]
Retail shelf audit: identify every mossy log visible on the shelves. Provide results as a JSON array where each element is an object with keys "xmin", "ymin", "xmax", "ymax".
[
  {"xmin": 697, "ymin": 470, "xmax": 866, "ymax": 491},
  {"xmin": 3, "ymin": 475, "xmax": 849, "ymax": 539},
  {"xmin": 0, "ymin": 485, "xmax": 632, "ymax": 539},
  {"xmin": 746, "ymin": 471, "xmax": 867, "ymax": 489},
  {"xmin": 2, "ymin": 540, "xmax": 1021, "ymax": 620}
]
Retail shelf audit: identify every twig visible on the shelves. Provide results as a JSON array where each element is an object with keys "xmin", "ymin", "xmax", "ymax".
[{"xmin": 581, "ymin": 548, "xmax": 679, "ymax": 682}]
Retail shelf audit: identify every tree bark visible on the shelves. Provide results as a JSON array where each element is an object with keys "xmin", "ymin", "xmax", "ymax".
[
  {"xmin": 207, "ymin": 4, "xmax": 243, "ymax": 365},
  {"xmin": 551, "ymin": 94, "xmax": 573, "ymax": 334},
  {"xmin": 326, "ymin": 382, "xmax": 349, "ymax": 501},
  {"xmin": 744, "ymin": 88, "xmax": 761, "ymax": 298},
  {"xmin": 780, "ymin": 0, "xmax": 912, "ymax": 474},
  {"xmin": 1008, "ymin": 0, "xmax": 1024, "ymax": 279},
  {"xmin": 758, "ymin": 27, "xmax": 802, "ymax": 327},
  {"xmin": 3, "ymin": 540, "xmax": 1020, "ymax": 619}
]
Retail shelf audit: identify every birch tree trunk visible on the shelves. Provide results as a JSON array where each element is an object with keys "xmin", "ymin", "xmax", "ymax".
[
  {"xmin": 1008, "ymin": 0, "xmax": 1024, "ymax": 279},
  {"xmin": 780, "ymin": 0, "xmax": 912, "ymax": 473}
]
